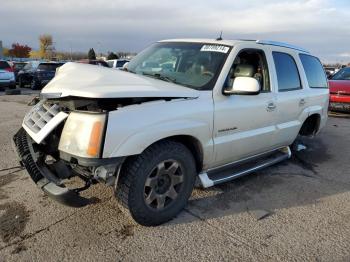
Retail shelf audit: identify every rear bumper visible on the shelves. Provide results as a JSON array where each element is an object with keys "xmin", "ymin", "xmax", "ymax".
[
  {"xmin": 0, "ymin": 80, "xmax": 15, "ymax": 89},
  {"xmin": 329, "ymin": 102, "xmax": 350, "ymax": 112},
  {"xmin": 12, "ymin": 128, "xmax": 91, "ymax": 207}
]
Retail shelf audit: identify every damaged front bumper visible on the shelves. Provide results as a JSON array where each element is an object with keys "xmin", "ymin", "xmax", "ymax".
[{"xmin": 12, "ymin": 128, "xmax": 123, "ymax": 207}]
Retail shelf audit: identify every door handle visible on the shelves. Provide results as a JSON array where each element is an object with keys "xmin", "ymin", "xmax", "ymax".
[
  {"xmin": 267, "ymin": 102, "xmax": 276, "ymax": 111},
  {"xmin": 299, "ymin": 99, "xmax": 306, "ymax": 106}
]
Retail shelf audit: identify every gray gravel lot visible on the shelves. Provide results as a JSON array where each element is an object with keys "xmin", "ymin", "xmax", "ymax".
[{"xmin": 0, "ymin": 94, "xmax": 350, "ymax": 262}]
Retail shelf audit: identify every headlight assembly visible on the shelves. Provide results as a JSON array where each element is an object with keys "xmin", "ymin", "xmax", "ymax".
[{"xmin": 58, "ymin": 112, "xmax": 106, "ymax": 158}]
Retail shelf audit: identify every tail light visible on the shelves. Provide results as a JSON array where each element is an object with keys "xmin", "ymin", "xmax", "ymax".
[{"xmin": 5, "ymin": 67, "xmax": 14, "ymax": 72}]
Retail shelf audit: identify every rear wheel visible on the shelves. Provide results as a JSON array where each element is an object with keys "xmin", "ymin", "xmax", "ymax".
[
  {"xmin": 116, "ymin": 140, "xmax": 196, "ymax": 226},
  {"xmin": 19, "ymin": 77, "xmax": 25, "ymax": 88},
  {"xmin": 9, "ymin": 82, "xmax": 16, "ymax": 89}
]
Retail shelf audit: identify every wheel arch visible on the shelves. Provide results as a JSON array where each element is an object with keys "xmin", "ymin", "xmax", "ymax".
[
  {"xmin": 119, "ymin": 135, "xmax": 204, "ymax": 175},
  {"xmin": 299, "ymin": 113, "xmax": 321, "ymax": 136}
]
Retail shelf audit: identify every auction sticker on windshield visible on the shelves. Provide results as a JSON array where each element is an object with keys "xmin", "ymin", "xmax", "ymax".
[{"xmin": 200, "ymin": 45, "xmax": 230, "ymax": 53}]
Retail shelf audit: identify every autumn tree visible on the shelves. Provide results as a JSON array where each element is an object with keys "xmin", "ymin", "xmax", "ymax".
[
  {"xmin": 39, "ymin": 34, "xmax": 54, "ymax": 59},
  {"xmin": 88, "ymin": 48, "xmax": 96, "ymax": 60},
  {"xmin": 8, "ymin": 43, "xmax": 32, "ymax": 58},
  {"xmin": 3, "ymin": 48, "xmax": 10, "ymax": 57}
]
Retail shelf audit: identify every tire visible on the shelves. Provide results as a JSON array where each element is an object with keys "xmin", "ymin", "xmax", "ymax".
[
  {"xmin": 19, "ymin": 78, "xmax": 25, "ymax": 88},
  {"xmin": 31, "ymin": 78, "xmax": 40, "ymax": 90},
  {"xmin": 116, "ymin": 140, "xmax": 196, "ymax": 226},
  {"xmin": 9, "ymin": 83, "xmax": 16, "ymax": 89}
]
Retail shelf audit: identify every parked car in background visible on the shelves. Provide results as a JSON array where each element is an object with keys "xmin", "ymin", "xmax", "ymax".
[
  {"xmin": 329, "ymin": 67, "xmax": 350, "ymax": 112},
  {"xmin": 17, "ymin": 61, "xmax": 64, "ymax": 90},
  {"xmin": 324, "ymin": 66, "xmax": 338, "ymax": 78},
  {"xmin": 13, "ymin": 62, "xmax": 27, "ymax": 83},
  {"xmin": 0, "ymin": 60, "xmax": 16, "ymax": 90},
  {"xmin": 107, "ymin": 59, "xmax": 130, "ymax": 69},
  {"xmin": 77, "ymin": 59, "xmax": 109, "ymax": 67}
]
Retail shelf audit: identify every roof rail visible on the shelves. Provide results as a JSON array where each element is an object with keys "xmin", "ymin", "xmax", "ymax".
[{"xmin": 256, "ymin": 40, "xmax": 309, "ymax": 53}]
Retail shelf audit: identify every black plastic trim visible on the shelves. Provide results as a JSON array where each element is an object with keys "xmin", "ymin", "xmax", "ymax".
[
  {"xmin": 12, "ymin": 128, "xmax": 93, "ymax": 207},
  {"xmin": 59, "ymin": 151, "xmax": 125, "ymax": 167}
]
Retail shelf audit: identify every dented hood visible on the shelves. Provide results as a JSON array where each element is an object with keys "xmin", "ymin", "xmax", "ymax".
[{"xmin": 41, "ymin": 62, "xmax": 199, "ymax": 98}]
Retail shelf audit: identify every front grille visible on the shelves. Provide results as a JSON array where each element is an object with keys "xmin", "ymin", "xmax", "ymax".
[{"xmin": 23, "ymin": 101, "xmax": 60, "ymax": 133}]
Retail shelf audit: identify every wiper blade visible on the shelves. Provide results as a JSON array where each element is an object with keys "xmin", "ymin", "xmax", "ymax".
[{"xmin": 142, "ymin": 72, "xmax": 177, "ymax": 84}]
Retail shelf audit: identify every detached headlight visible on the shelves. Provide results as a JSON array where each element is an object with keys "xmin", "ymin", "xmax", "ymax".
[{"xmin": 58, "ymin": 112, "xmax": 106, "ymax": 158}]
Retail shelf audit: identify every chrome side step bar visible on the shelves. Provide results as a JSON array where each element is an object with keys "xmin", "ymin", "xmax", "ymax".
[{"xmin": 199, "ymin": 146, "xmax": 291, "ymax": 188}]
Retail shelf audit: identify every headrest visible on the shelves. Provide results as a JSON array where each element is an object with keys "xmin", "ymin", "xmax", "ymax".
[{"xmin": 234, "ymin": 64, "xmax": 254, "ymax": 77}]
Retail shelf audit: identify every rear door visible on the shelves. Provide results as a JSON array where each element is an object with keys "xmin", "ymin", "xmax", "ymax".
[{"xmin": 272, "ymin": 50, "xmax": 306, "ymax": 146}]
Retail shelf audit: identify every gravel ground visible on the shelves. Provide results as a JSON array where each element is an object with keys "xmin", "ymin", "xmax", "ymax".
[{"xmin": 0, "ymin": 95, "xmax": 350, "ymax": 262}]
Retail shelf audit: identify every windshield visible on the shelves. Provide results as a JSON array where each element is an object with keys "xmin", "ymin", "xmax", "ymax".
[
  {"xmin": 331, "ymin": 67, "xmax": 350, "ymax": 80},
  {"xmin": 126, "ymin": 42, "xmax": 231, "ymax": 90}
]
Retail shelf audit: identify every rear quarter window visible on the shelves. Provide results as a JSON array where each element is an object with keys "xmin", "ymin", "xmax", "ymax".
[
  {"xmin": 272, "ymin": 52, "xmax": 301, "ymax": 92},
  {"xmin": 299, "ymin": 54, "xmax": 328, "ymax": 88},
  {"xmin": 0, "ymin": 61, "xmax": 10, "ymax": 69}
]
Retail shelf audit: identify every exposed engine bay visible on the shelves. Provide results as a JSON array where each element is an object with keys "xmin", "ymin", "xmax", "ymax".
[{"xmin": 44, "ymin": 96, "xmax": 181, "ymax": 112}]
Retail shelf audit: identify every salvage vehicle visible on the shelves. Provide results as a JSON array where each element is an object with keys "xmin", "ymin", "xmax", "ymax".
[
  {"xmin": 13, "ymin": 39, "xmax": 329, "ymax": 226},
  {"xmin": 329, "ymin": 67, "xmax": 350, "ymax": 112},
  {"xmin": 17, "ymin": 61, "xmax": 64, "ymax": 90}
]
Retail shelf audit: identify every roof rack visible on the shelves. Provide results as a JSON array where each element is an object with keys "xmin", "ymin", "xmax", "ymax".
[{"xmin": 256, "ymin": 40, "xmax": 309, "ymax": 53}]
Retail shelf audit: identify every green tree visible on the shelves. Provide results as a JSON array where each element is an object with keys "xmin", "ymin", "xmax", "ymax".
[
  {"xmin": 88, "ymin": 48, "xmax": 96, "ymax": 60},
  {"xmin": 107, "ymin": 52, "xmax": 119, "ymax": 60}
]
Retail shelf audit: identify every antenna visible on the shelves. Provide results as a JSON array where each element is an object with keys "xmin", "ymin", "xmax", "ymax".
[{"xmin": 216, "ymin": 31, "xmax": 223, "ymax": 41}]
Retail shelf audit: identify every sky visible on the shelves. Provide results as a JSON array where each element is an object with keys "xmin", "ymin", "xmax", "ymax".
[{"xmin": 0, "ymin": 0, "xmax": 349, "ymax": 63}]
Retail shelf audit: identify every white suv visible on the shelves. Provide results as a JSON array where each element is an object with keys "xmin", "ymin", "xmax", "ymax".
[{"xmin": 13, "ymin": 39, "xmax": 329, "ymax": 226}]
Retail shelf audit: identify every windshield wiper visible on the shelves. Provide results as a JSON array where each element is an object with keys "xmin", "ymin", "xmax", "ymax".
[{"xmin": 141, "ymin": 72, "xmax": 177, "ymax": 84}]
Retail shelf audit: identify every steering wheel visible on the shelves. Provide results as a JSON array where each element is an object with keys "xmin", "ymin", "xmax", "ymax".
[{"xmin": 202, "ymin": 71, "xmax": 214, "ymax": 77}]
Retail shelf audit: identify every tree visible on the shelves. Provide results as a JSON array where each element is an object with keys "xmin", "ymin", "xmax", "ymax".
[
  {"xmin": 29, "ymin": 50, "xmax": 41, "ymax": 59},
  {"xmin": 8, "ymin": 43, "xmax": 31, "ymax": 58},
  {"xmin": 107, "ymin": 52, "xmax": 119, "ymax": 60},
  {"xmin": 3, "ymin": 48, "xmax": 10, "ymax": 57},
  {"xmin": 39, "ymin": 34, "xmax": 54, "ymax": 59},
  {"xmin": 88, "ymin": 48, "xmax": 96, "ymax": 60}
]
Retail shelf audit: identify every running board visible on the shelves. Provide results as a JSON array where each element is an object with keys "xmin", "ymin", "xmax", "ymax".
[{"xmin": 199, "ymin": 146, "xmax": 291, "ymax": 188}]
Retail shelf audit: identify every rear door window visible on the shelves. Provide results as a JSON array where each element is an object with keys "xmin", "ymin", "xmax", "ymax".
[
  {"xmin": 299, "ymin": 54, "xmax": 328, "ymax": 88},
  {"xmin": 0, "ymin": 61, "xmax": 10, "ymax": 69},
  {"xmin": 273, "ymin": 52, "xmax": 301, "ymax": 92}
]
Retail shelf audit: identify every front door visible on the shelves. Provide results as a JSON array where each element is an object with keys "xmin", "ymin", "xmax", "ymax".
[{"xmin": 212, "ymin": 48, "xmax": 278, "ymax": 167}]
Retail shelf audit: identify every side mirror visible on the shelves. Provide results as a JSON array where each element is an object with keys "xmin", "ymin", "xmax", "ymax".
[{"xmin": 224, "ymin": 77, "xmax": 260, "ymax": 95}]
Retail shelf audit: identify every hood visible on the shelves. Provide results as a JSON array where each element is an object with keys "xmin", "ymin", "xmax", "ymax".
[
  {"xmin": 329, "ymin": 80, "xmax": 350, "ymax": 95},
  {"xmin": 41, "ymin": 62, "xmax": 199, "ymax": 99}
]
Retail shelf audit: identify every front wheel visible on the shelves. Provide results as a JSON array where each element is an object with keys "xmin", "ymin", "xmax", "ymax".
[
  {"xmin": 115, "ymin": 140, "xmax": 196, "ymax": 226},
  {"xmin": 30, "ymin": 78, "xmax": 40, "ymax": 90}
]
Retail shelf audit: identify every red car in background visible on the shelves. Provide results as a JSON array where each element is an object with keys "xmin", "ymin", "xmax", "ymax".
[{"xmin": 329, "ymin": 67, "xmax": 350, "ymax": 112}]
